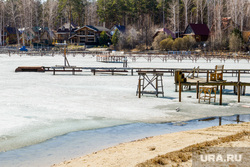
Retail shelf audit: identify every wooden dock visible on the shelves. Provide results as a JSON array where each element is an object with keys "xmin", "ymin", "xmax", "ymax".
[
  {"xmin": 176, "ymin": 70, "xmax": 250, "ymax": 105},
  {"xmin": 41, "ymin": 66, "xmax": 250, "ymax": 77},
  {"xmin": 45, "ymin": 66, "xmax": 82, "ymax": 75},
  {"xmin": 5, "ymin": 50, "xmax": 250, "ymax": 63}
]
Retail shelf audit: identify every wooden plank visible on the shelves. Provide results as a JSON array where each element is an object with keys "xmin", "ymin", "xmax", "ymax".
[{"xmin": 15, "ymin": 66, "xmax": 45, "ymax": 72}]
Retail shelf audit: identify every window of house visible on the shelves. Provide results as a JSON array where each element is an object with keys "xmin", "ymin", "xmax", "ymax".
[
  {"xmin": 88, "ymin": 31, "xmax": 94, "ymax": 35},
  {"xmin": 87, "ymin": 37, "xmax": 95, "ymax": 42},
  {"xmin": 80, "ymin": 37, "xmax": 85, "ymax": 43},
  {"xmin": 81, "ymin": 31, "xmax": 85, "ymax": 35}
]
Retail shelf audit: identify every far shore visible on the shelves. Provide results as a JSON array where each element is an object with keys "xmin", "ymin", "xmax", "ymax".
[{"xmin": 52, "ymin": 122, "xmax": 250, "ymax": 167}]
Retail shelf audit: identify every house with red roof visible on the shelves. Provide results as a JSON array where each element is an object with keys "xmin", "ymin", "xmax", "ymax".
[{"xmin": 183, "ymin": 24, "xmax": 210, "ymax": 42}]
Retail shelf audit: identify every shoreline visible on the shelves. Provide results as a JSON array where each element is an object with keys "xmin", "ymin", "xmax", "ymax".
[{"xmin": 53, "ymin": 122, "xmax": 250, "ymax": 167}]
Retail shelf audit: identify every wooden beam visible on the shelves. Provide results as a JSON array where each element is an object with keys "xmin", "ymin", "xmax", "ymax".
[
  {"xmin": 196, "ymin": 81, "xmax": 200, "ymax": 99},
  {"xmin": 179, "ymin": 81, "xmax": 181, "ymax": 102},
  {"xmin": 206, "ymin": 70, "xmax": 209, "ymax": 82},
  {"xmin": 220, "ymin": 84, "xmax": 223, "ymax": 105},
  {"xmin": 138, "ymin": 77, "xmax": 141, "ymax": 98},
  {"xmin": 238, "ymin": 70, "xmax": 241, "ymax": 82},
  {"xmin": 238, "ymin": 82, "xmax": 241, "ymax": 102}
]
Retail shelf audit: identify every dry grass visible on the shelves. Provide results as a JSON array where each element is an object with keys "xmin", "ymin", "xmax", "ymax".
[{"xmin": 137, "ymin": 131, "xmax": 249, "ymax": 167}]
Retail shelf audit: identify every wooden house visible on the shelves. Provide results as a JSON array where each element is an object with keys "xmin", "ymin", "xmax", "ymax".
[
  {"xmin": 40, "ymin": 28, "xmax": 55, "ymax": 45},
  {"xmin": 2, "ymin": 26, "xmax": 19, "ymax": 45},
  {"xmin": 69, "ymin": 25, "xmax": 111, "ymax": 45},
  {"xmin": 183, "ymin": 24, "xmax": 210, "ymax": 42},
  {"xmin": 56, "ymin": 23, "xmax": 78, "ymax": 43},
  {"xmin": 243, "ymin": 31, "xmax": 250, "ymax": 43}
]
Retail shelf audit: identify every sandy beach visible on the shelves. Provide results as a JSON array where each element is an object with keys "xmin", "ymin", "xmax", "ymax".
[{"xmin": 52, "ymin": 122, "xmax": 250, "ymax": 167}]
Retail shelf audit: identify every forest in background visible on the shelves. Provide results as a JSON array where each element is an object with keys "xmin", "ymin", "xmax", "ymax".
[{"xmin": 0, "ymin": 0, "xmax": 250, "ymax": 50}]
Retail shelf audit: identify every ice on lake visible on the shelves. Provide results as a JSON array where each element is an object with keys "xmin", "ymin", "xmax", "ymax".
[{"xmin": 0, "ymin": 53, "xmax": 250, "ymax": 153}]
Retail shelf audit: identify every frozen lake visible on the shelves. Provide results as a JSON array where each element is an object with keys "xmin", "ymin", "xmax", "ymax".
[{"xmin": 0, "ymin": 53, "xmax": 249, "ymax": 166}]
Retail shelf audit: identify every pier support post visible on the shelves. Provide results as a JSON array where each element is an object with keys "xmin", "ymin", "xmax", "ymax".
[
  {"xmin": 219, "ymin": 85, "xmax": 223, "ymax": 105},
  {"xmin": 237, "ymin": 70, "xmax": 241, "ymax": 102},
  {"xmin": 179, "ymin": 81, "xmax": 181, "ymax": 102},
  {"xmin": 138, "ymin": 77, "xmax": 141, "ymax": 98},
  {"xmin": 237, "ymin": 115, "xmax": 240, "ymax": 123},
  {"xmin": 238, "ymin": 70, "xmax": 241, "ymax": 82},
  {"xmin": 219, "ymin": 117, "xmax": 222, "ymax": 126},
  {"xmin": 196, "ymin": 81, "xmax": 200, "ymax": 99},
  {"xmin": 238, "ymin": 82, "xmax": 241, "ymax": 102},
  {"xmin": 206, "ymin": 70, "xmax": 209, "ymax": 82}
]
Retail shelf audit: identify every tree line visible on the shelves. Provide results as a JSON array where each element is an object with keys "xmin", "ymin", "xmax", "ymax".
[{"xmin": 0, "ymin": 0, "xmax": 249, "ymax": 50}]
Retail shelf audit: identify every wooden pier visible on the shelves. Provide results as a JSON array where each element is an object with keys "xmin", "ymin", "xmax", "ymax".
[
  {"xmin": 50, "ymin": 66, "xmax": 82, "ymax": 75},
  {"xmin": 176, "ymin": 70, "xmax": 250, "ymax": 105},
  {"xmin": 5, "ymin": 50, "xmax": 250, "ymax": 63},
  {"xmin": 136, "ymin": 71, "xmax": 164, "ymax": 98}
]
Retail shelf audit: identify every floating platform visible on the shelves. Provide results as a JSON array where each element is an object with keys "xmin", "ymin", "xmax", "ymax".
[{"xmin": 15, "ymin": 66, "xmax": 45, "ymax": 72}]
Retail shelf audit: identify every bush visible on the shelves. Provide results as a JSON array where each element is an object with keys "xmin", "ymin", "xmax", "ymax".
[
  {"xmin": 182, "ymin": 36, "xmax": 196, "ymax": 50},
  {"xmin": 166, "ymin": 40, "xmax": 174, "ymax": 50},
  {"xmin": 152, "ymin": 32, "xmax": 168, "ymax": 50},
  {"xmin": 99, "ymin": 31, "xmax": 109, "ymax": 46},
  {"xmin": 118, "ymin": 27, "xmax": 140, "ymax": 50},
  {"xmin": 160, "ymin": 38, "xmax": 174, "ymax": 51},
  {"xmin": 111, "ymin": 29, "xmax": 119, "ymax": 48},
  {"xmin": 229, "ymin": 33, "xmax": 242, "ymax": 52},
  {"xmin": 172, "ymin": 38, "xmax": 184, "ymax": 51}
]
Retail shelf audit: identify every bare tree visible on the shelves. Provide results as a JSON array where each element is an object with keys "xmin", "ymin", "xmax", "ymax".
[
  {"xmin": 182, "ymin": 0, "xmax": 192, "ymax": 28},
  {"xmin": 85, "ymin": 0, "xmax": 98, "ymax": 25},
  {"xmin": 245, "ymin": 2, "xmax": 250, "ymax": 29},
  {"xmin": 169, "ymin": 0, "xmax": 178, "ymax": 33},
  {"xmin": 7, "ymin": 0, "xmax": 21, "ymax": 46},
  {"xmin": 195, "ymin": 0, "xmax": 199, "ymax": 23},
  {"xmin": 198, "ymin": 0, "xmax": 207, "ymax": 24},
  {"xmin": 207, "ymin": 0, "xmax": 212, "ymax": 29},
  {"xmin": 239, "ymin": 0, "xmax": 248, "ymax": 31},
  {"xmin": 45, "ymin": 0, "xmax": 58, "ymax": 30},
  {"xmin": 0, "ymin": 0, "xmax": 4, "ymax": 45}
]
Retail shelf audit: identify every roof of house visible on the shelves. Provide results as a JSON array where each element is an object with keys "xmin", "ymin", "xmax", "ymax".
[
  {"xmin": 5, "ymin": 26, "xmax": 17, "ymax": 34},
  {"xmin": 153, "ymin": 28, "xmax": 176, "ymax": 39},
  {"xmin": 74, "ymin": 25, "xmax": 110, "ymax": 33},
  {"xmin": 185, "ymin": 24, "xmax": 210, "ymax": 36},
  {"xmin": 57, "ymin": 23, "xmax": 78, "ymax": 33},
  {"xmin": 86, "ymin": 25, "xmax": 110, "ymax": 32},
  {"xmin": 111, "ymin": 25, "xmax": 126, "ymax": 33}
]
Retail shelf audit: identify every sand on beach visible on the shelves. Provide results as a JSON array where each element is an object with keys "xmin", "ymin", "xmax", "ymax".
[{"xmin": 52, "ymin": 122, "xmax": 250, "ymax": 167}]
